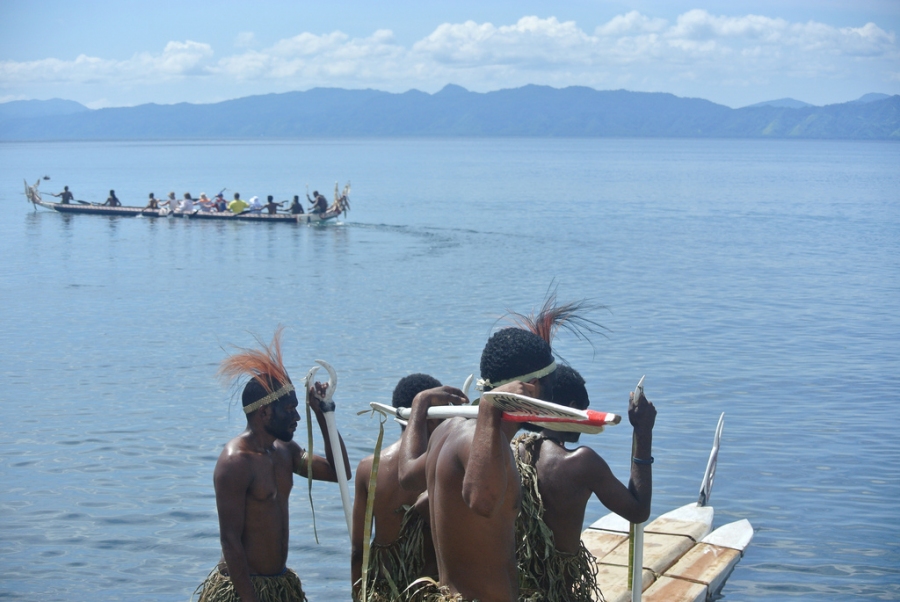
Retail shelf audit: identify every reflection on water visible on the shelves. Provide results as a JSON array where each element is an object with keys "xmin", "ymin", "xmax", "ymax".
[{"xmin": 1, "ymin": 138, "xmax": 899, "ymax": 601}]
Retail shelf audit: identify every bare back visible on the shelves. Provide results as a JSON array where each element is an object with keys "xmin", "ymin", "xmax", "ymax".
[
  {"xmin": 369, "ymin": 440, "xmax": 423, "ymax": 545},
  {"xmin": 427, "ymin": 418, "xmax": 521, "ymax": 602},
  {"xmin": 521, "ymin": 438, "xmax": 596, "ymax": 553}
]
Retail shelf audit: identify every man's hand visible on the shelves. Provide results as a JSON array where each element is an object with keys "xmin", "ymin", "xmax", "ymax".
[
  {"xmin": 307, "ymin": 381, "xmax": 329, "ymax": 412},
  {"xmin": 413, "ymin": 386, "xmax": 468, "ymax": 410},
  {"xmin": 628, "ymin": 389, "xmax": 657, "ymax": 433}
]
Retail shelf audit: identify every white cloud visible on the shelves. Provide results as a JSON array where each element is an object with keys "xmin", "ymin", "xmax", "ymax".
[
  {"xmin": 0, "ymin": 41, "xmax": 214, "ymax": 84},
  {"xmin": 596, "ymin": 11, "xmax": 667, "ymax": 36},
  {"xmin": 1, "ymin": 11, "xmax": 897, "ymax": 106},
  {"xmin": 413, "ymin": 17, "xmax": 591, "ymax": 66}
]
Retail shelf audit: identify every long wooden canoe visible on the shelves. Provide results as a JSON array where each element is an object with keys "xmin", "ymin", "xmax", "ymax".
[{"xmin": 24, "ymin": 180, "xmax": 346, "ymax": 224}]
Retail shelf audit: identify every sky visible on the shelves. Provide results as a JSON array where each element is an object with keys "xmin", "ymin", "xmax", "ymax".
[{"xmin": 1, "ymin": 0, "xmax": 898, "ymax": 109}]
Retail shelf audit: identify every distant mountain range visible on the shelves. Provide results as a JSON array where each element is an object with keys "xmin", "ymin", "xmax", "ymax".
[{"xmin": 1, "ymin": 86, "xmax": 897, "ymax": 140}]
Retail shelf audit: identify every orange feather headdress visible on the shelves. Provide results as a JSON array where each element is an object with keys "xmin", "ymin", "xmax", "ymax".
[{"xmin": 219, "ymin": 326, "xmax": 295, "ymax": 413}]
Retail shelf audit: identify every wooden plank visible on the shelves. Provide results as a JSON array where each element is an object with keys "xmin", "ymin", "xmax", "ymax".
[
  {"xmin": 664, "ymin": 543, "xmax": 742, "ymax": 598},
  {"xmin": 644, "ymin": 503, "xmax": 714, "ymax": 542},
  {"xmin": 641, "ymin": 575, "xmax": 708, "ymax": 602},
  {"xmin": 582, "ymin": 529, "xmax": 627, "ymax": 562},
  {"xmin": 601, "ymin": 531, "xmax": 697, "ymax": 575},
  {"xmin": 594, "ymin": 562, "xmax": 655, "ymax": 602},
  {"xmin": 588, "ymin": 512, "xmax": 630, "ymax": 534}
]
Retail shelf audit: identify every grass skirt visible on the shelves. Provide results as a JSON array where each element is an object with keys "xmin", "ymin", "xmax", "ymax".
[
  {"xmin": 194, "ymin": 565, "xmax": 308, "ymax": 602},
  {"xmin": 359, "ymin": 506, "xmax": 428, "ymax": 602},
  {"xmin": 514, "ymin": 433, "xmax": 604, "ymax": 602},
  {"xmin": 404, "ymin": 578, "xmax": 476, "ymax": 602}
]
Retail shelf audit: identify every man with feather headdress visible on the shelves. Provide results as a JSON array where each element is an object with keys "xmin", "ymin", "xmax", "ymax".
[
  {"xmin": 397, "ymin": 314, "xmax": 558, "ymax": 601},
  {"xmin": 195, "ymin": 328, "xmax": 351, "ymax": 602},
  {"xmin": 510, "ymin": 301, "xmax": 656, "ymax": 602}
]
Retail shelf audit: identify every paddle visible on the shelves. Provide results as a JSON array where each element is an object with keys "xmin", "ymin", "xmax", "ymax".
[
  {"xmin": 629, "ymin": 376, "xmax": 646, "ymax": 602},
  {"xmin": 370, "ymin": 391, "xmax": 621, "ymax": 434}
]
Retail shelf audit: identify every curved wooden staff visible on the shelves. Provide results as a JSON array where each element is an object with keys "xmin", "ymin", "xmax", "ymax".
[{"xmin": 307, "ymin": 360, "xmax": 353, "ymax": 538}]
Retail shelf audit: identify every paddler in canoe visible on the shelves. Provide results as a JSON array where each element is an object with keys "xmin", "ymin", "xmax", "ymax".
[
  {"xmin": 102, "ymin": 189, "xmax": 122, "ymax": 207},
  {"xmin": 288, "ymin": 196, "xmax": 305, "ymax": 215},
  {"xmin": 307, "ymin": 190, "xmax": 328, "ymax": 215},
  {"xmin": 50, "ymin": 185, "xmax": 74, "ymax": 204},
  {"xmin": 397, "ymin": 324, "xmax": 557, "ymax": 601},
  {"xmin": 352, "ymin": 374, "xmax": 449, "ymax": 602},
  {"xmin": 194, "ymin": 328, "xmax": 352, "ymax": 602}
]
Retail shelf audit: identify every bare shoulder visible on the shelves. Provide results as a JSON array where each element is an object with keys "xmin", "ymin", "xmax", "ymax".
[
  {"xmin": 355, "ymin": 454, "xmax": 373, "ymax": 485},
  {"xmin": 431, "ymin": 417, "xmax": 472, "ymax": 454},
  {"xmin": 214, "ymin": 437, "xmax": 255, "ymax": 487},
  {"xmin": 274, "ymin": 439, "xmax": 305, "ymax": 465}
]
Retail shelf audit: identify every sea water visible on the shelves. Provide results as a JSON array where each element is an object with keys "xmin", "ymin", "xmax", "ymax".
[{"xmin": 0, "ymin": 138, "xmax": 898, "ymax": 601}]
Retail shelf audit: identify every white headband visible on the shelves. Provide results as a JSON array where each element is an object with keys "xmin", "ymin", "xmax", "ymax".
[{"xmin": 475, "ymin": 361, "xmax": 557, "ymax": 391}]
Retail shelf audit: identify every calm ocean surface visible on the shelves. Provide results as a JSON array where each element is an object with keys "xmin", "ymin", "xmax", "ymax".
[{"xmin": 0, "ymin": 138, "xmax": 898, "ymax": 601}]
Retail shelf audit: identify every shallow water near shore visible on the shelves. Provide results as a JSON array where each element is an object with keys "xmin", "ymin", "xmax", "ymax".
[{"xmin": 0, "ymin": 137, "xmax": 898, "ymax": 601}]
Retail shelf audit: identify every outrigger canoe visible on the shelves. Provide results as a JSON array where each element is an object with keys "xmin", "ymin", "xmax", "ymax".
[
  {"xmin": 582, "ymin": 413, "xmax": 752, "ymax": 602},
  {"xmin": 24, "ymin": 179, "xmax": 350, "ymax": 225}
]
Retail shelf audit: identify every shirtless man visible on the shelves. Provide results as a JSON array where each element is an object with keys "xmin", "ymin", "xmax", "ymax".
[
  {"xmin": 195, "ymin": 330, "xmax": 352, "ymax": 602},
  {"xmin": 102, "ymin": 189, "xmax": 121, "ymax": 207},
  {"xmin": 399, "ymin": 327, "xmax": 557, "ymax": 602},
  {"xmin": 51, "ymin": 185, "xmax": 74, "ymax": 204},
  {"xmin": 513, "ymin": 365, "xmax": 656, "ymax": 601},
  {"xmin": 351, "ymin": 373, "xmax": 443, "ymax": 601},
  {"xmin": 307, "ymin": 190, "xmax": 327, "ymax": 215},
  {"xmin": 263, "ymin": 195, "xmax": 284, "ymax": 215}
]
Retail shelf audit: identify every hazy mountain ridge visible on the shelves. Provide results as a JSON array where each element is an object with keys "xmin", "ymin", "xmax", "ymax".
[{"xmin": 1, "ymin": 86, "xmax": 897, "ymax": 140}]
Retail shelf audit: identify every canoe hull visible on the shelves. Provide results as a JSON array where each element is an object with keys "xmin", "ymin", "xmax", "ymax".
[
  {"xmin": 25, "ymin": 182, "xmax": 344, "ymax": 224},
  {"xmin": 582, "ymin": 503, "xmax": 753, "ymax": 602}
]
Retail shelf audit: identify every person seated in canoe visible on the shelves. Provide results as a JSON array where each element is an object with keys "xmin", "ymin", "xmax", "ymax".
[
  {"xmin": 351, "ymin": 374, "xmax": 447, "ymax": 602},
  {"xmin": 176, "ymin": 192, "xmax": 195, "ymax": 214},
  {"xmin": 227, "ymin": 192, "xmax": 248, "ymax": 214},
  {"xmin": 197, "ymin": 193, "xmax": 215, "ymax": 212},
  {"xmin": 263, "ymin": 195, "xmax": 284, "ymax": 215},
  {"xmin": 102, "ymin": 189, "xmax": 121, "ymax": 207},
  {"xmin": 289, "ymin": 195, "xmax": 305, "ymax": 215},
  {"xmin": 398, "ymin": 324, "xmax": 558, "ymax": 601},
  {"xmin": 307, "ymin": 190, "xmax": 328, "ymax": 215},
  {"xmin": 161, "ymin": 191, "xmax": 178, "ymax": 213},
  {"xmin": 214, "ymin": 193, "xmax": 228, "ymax": 212},
  {"xmin": 248, "ymin": 196, "xmax": 263, "ymax": 213},
  {"xmin": 51, "ymin": 185, "xmax": 74, "ymax": 205},
  {"xmin": 144, "ymin": 193, "xmax": 159, "ymax": 210},
  {"xmin": 194, "ymin": 328, "xmax": 351, "ymax": 602}
]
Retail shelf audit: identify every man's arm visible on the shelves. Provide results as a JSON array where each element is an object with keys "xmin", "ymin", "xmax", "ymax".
[
  {"xmin": 214, "ymin": 453, "xmax": 259, "ymax": 602},
  {"xmin": 350, "ymin": 455, "xmax": 372, "ymax": 597},
  {"xmin": 292, "ymin": 383, "xmax": 352, "ymax": 481},
  {"xmin": 397, "ymin": 386, "xmax": 467, "ymax": 491},
  {"xmin": 462, "ymin": 380, "xmax": 535, "ymax": 517},
  {"xmin": 461, "ymin": 398, "xmax": 510, "ymax": 517},
  {"xmin": 582, "ymin": 389, "xmax": 656, "ymax": 523}
]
